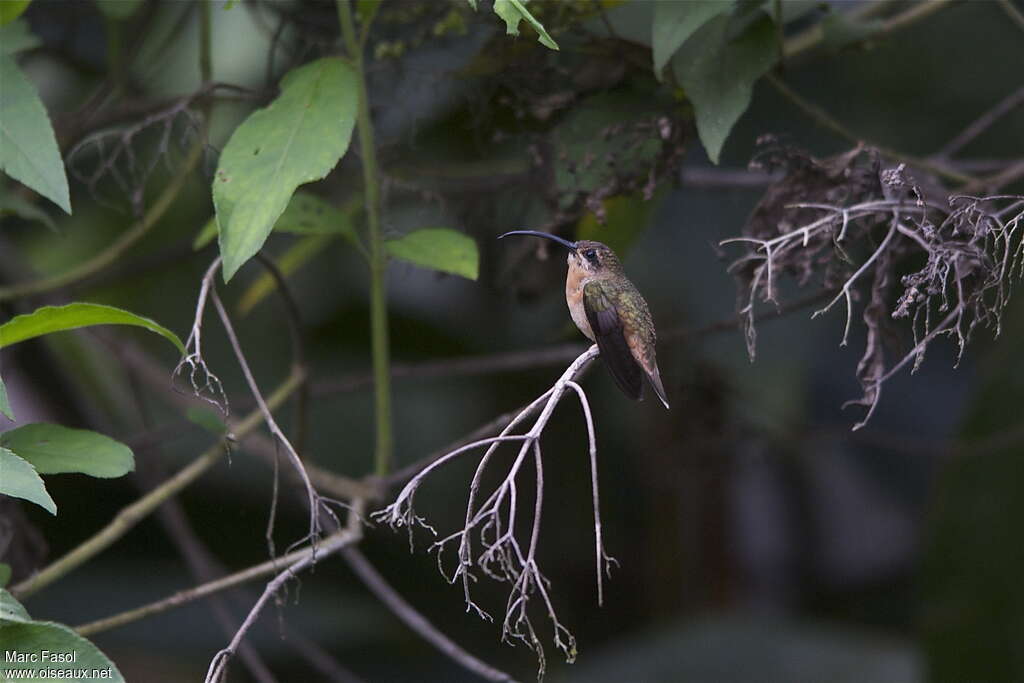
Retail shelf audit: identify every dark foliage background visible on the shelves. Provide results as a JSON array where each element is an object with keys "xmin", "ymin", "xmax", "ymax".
[{"xmin": 2, "ymin": 1, "xmax": 1023, "ymax": 681}]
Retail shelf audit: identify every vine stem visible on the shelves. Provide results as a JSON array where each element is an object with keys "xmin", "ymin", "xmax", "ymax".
[{"xmin": 337, "ymin": 0, "xmax": 393, "ymax": 476}]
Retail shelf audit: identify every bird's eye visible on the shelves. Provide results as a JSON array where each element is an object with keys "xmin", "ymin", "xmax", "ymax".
[{"xmin": 584, "ymin": 249, "xmax": 598, "ymax": 262}]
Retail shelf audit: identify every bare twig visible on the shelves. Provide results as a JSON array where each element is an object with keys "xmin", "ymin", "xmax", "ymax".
[
  {"xmin": 935, "ymin": 84, "xmax": 1024, "ymax": 159},
  {"xmin": 202, "ymin": 257, "xmax": 329, "ymax": 552},
  {"xmin": 374, "ymin": 347, "xmax": 605, "ymax": 678},
  {"xmin": 996, "ymin": 0, "xmax": 1024, "ymax": 33},
  {"xmin": 204, "ymin": 502, "xmax": 364, "ymax": 683},
  {"xmin": 342, "ymin": 547, "xmax": 516, "ymax": 683},
  {"xmin": 766, "ymin": 73, "xmax": 976, "ymax": 186},
  {"xmin": 75, "ymin": 525, "xmax": 358, "ymax": 637}
]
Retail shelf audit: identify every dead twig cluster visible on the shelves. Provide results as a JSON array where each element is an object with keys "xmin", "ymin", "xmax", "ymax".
[{"xmin": 722, "ymin": 144, "xmax": 1024, "ymax": 429}]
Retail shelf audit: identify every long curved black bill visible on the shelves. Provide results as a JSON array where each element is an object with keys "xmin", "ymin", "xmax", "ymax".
[{"xmin": 498, "ymin": 230, "xmax": 577, "ymax": 251}]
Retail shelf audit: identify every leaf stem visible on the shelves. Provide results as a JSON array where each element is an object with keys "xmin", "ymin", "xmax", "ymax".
[{"xmin": 338, "ymin": 0, "xmax": 393, "ymax": 476}]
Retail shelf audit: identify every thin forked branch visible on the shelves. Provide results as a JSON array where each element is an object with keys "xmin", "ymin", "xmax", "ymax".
[{"xmin": 373, "ymin": 346, "xmax": 609, "ymax": 678}]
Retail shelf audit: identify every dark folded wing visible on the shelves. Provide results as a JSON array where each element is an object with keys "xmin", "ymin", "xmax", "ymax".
[{"xmin": 584, "ymin": 281, "xmax": 643, "ymax": 400}]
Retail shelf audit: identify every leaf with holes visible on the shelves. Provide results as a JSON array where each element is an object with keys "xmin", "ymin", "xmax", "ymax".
[
  {"xmin": 0, "ymin": 56, "xmax": 70, "ymax": 214},
  {"xmin": 492, "ymin": 0, "xmax": 558, "ymax": 50},
  {"xmin": 214, "ymin": 57, "xmax": 357, "ymax": 281}
]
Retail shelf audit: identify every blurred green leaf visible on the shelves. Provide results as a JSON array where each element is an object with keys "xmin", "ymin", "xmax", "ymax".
[
  {"xmin": 651, "ymin": 0, "xmax": 729, "ymax": 79},
  {"xmin": 0, "ymin": 447, "xmax": 55, "ymax": 514},
  {"xmin": 192, "ymin": 216, "xmax": 218, "ymax": 250},
  {"xmin": 466, "ymin": 0, "xmax": 477, "ymax": 9},
  {"xmin": 186, "ymin": 406, "xmax": 228, "ymax": 436},
  {"xmin": 576, "ymin": 190, "xmax": 661, "ymax": 256},
  {"xmin": 0, "ymin": 564, "xmax": 10, "ymax": 588},
  {"xmin": 270, "ymin": 192, "xmax": 360, "ymax": 241},
  {"xmin": 386, "ymin": 228, "xmax": 478, "ymax": 280},
  {"xmin": 238, "ymin": 234, "xmax": 333, "ymax": 316},
  {"xmin": 0, "ymin": 56, "xmax": 71, "ymax": 214},
  {"xmin": 0, "ymin": 18, "xmax": 40, "ymax": 54},
  {"xmin": 95, "ymin": 0, "xmax": 143, "ymax": 20},
  {"xmin": 195, "ymin": 192, "xmax": 359, "ymax": 251},
  {"xmin": 0, "ymin": 589, "xmax": 125, "ymax": 681},
  {"xmin": 0, "ymin": 376, "xmax": 11, "ymax": 421},
  {"xmin": 0, "ymin": 1, "xmax": 30, "ymax": 26},
  {"xmin": 671, "ymin": 13, "xmax": 777, "ymax": 163},
  {"xmin": 1, "ymin": 423, "xmax": 134, "ymax": 478},
  {"xmin": 0, "ymin": 303, "xmax": 185, "ymax": 355},
  {"xmin": 492, "ymin": 0, "xmax": 559, "ymax": 50},
  {"xmin": 1, "ymin": 587, "xmax": 29, "ymax": 621},
  {"xmin": 0, "ymin": 185, "xmax": 55, "ymax": 230},
  {"xmin": 214, "ymin": 57, "xmax": 357, "ymax": 281}
]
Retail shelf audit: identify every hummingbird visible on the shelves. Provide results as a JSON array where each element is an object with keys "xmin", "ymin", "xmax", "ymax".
[{"xmin": 500, "ymin": 231, "xmax": 670, "ymax": 409}]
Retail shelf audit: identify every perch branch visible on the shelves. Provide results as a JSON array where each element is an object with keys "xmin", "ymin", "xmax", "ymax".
[{"xmin": 374, "ymin": 346, "xmax": 605, "ymax": 677}]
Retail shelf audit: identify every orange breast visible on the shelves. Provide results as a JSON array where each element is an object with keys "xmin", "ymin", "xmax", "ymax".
[{"xmin": 565, "ymin": 264, "xmax": 594, "ymax": 340}]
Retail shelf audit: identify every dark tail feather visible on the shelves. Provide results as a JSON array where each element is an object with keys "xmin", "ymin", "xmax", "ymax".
[{"xmin": 647, "ymin": 366, "xmax": 670, "ymax": 409}]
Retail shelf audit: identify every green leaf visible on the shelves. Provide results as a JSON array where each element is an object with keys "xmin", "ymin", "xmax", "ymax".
[
  {"xmin": 238, "ymin": 234, "xmax": 333, "ymax": 316},
  {"xmin": 0, "ymin": 447, "xmax": 55, "ymax": 514},
  {"xmin": 214, "ymin": 57, "xmax": 357, "ymax": 281},
  {"xmin": 0, "ymin": 376, "xmax": 12, "ymax": 421},
  {"xmin": 0, "ymin": 56, "xmax": 71, "ymax": 214},
  {"xmin": 0, "ymin": 184, "xmax": 56, "ymax": 230},
  {"xmin": 652, "ymin": 0, "xmax": 730, "ymax": 79},
  {"xmin": 0, "ymin": 18, "xmax": 41, "ymax": 54},
  {"xmin": 0, "ymin": 589, "xmax": 126, "ymax": 682},
  {"xmin": 671, "ymin": 13, "xmax": 777, "ymax": 164},
  {"xmin": 492, "ymin": 0, "xmax": 559, "ymax": 50},
  {"xmin": 385, "ymin": 228, "xmax": 478, "ymax": 280},
  {"xmin": 1, "ymin": 588, "xmax": 30, "ymax": 621},
  {"xmin": 196, "ymin": 192, "xmax": 360, "ymax": 251},
  {"xmin": 0, "ymin": 1, "xmax": 31, "ymax": 26},
  {"xmin": 1, "ymin": 423, "xmax": 134, "ymax": 478},
  {"xmin": 466, "ymin": 0, "xmax": 477, "ymax": 9},
  {"xmin": 0, "ymin": 563, "xmax": 10, "ymax": 588},
  {"xmin": 0, "ymin": 303, "xmax": 185, "ymax": 355},
  {"xmin": 95, "ymin": 0, "xmax": 143, "ymax": 20}
]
